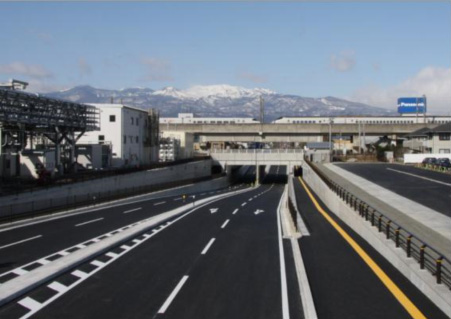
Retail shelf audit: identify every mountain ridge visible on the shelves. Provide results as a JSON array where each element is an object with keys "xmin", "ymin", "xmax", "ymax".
[{"xmin": 43, "ymin": 84, "xmax": 396, "ymax": 122}]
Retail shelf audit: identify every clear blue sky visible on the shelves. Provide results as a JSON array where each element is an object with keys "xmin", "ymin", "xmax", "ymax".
[{"xmin": 0, "ymin": 2, "xmax": 449, "ymax": 105}]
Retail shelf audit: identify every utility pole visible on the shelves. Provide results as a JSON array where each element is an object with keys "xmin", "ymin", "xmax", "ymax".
[{"xmin": 259, "ymin": 96, "xmax": 264, "ymax": 124}]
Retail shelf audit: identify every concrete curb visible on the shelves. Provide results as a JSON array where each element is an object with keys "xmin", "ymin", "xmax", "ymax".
[
  {"xmin": 280, "ymin": 184, "xmax": 318, "ymax": 319},
  {"xmin": 288, "ymin": 175, "xmax": 310, "ymax": 237},
  {"xmin": 302, "ymin": 162, "xmax": 451, "ymax": 318},
  {"xmin": 0, "ymin": 187, "xmax": 255, "ymax": 307}
]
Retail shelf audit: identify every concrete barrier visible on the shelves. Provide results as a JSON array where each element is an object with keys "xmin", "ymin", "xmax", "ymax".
[
  {"xmin": 0, "ymin": 160, "xmax": 212, "ymax": 219},
  {"xmin": 301, "ymin": 162, "xmax": 451, "ymax": 318}
]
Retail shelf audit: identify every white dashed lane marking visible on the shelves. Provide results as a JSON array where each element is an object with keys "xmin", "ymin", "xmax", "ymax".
[
  {"xmin": 158, "ymin": 276, "xmax": 189, "ymax": 314},
  {"xmin": 154, "ymin": 201, "xmax": 166, "ymax": 206},
  {"xmin": 221, "ymin": 220, "xmax": 230, "ymax": 229},
  {"xmin": 75, "ymin": 218, "xmax": 104, "ymax": 227},
  {"xmin": 0, "ymin": 235, "xmax": 43, "ymax": 250},
  {"xmin": 201, "ymin": 238, "xmax": 216, "ymax": 255},
  {"xmin": 123, "ymin": 207, "xmax": 142, "ymax": 214}
]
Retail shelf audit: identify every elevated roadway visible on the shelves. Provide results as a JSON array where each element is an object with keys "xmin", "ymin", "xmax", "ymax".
[{"xmin": 161, "ymin": 123, "xmax": 439, "ymax": 143}]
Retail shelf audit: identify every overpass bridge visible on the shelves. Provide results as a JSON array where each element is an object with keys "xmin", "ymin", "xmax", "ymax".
[
  {"xmin": 210, "ymin": 148, "xmax": 305, "ymax": 183},
  {"xmin": 162, "ymin": 122, "xmax": 439, "ymax": 144}
]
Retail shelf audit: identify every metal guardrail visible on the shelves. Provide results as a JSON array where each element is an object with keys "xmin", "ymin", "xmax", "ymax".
[{"xmin": 305, "ymin": 159, "xmax": 451, "ymax": 290}]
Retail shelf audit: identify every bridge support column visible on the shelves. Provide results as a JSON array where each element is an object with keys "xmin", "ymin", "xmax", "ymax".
[
  {"xmin": 225, "ymin": 164, "xmax": 233, "ymax": 181},
  {"xmin": 255, "ymin": 164, "xmax": 259, "ymax": 186}
]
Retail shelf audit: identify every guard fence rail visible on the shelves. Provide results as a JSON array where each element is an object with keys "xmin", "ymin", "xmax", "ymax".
[{"xmin": 305, "ymin": 159, "xmax": 451, "ymax": 290}]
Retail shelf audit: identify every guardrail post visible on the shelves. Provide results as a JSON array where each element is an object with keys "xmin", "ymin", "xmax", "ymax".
[
  {"xmin": 436, "ymin": 257, "xmax": 443, "ymax": 284},
  {"xmin": 406, "ymin": 235, "xmax": 412, "ymax": 257},
  {"xmin": 371, "ymin": 210, "xmax": 375, "ymax": 226},
  {"xmin": 420, "ymin": 245, "xmax": 426, "ymax": 269},
  {"xmin": 395, "ymin": 228, "xmax": 400, "ymax": 247},
  {"xmin": 386, "ymin": 221, "xmax": 391, "ymax": 239},
  {"xmin": 378, "ymin": 216, "xmax": 382, "ymax": 232}
]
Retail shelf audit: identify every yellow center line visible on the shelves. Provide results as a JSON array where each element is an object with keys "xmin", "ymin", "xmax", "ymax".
[{"xmin": 297, "ymin": 176, "xmax": 427, "ymax": 319}]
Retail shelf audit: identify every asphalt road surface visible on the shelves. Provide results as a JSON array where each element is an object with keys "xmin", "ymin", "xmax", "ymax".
[
  {"xmin": 335, "ymin": 163, "xmax": 451, "ymax": 217},
  {"xmin": 0, "ymin": 185, "xmax": 245, "ymax": 286},
  {"xmin": 0, "ymin": 166, "xmax": 302, "ymax": 319}
]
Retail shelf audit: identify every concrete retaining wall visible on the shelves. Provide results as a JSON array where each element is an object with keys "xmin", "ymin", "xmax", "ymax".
[
  {"xmin": 1, "ymin": 160, "xmax": 212, "ymax": 218},
  {"xmin": 301, "ymin": 162, "xmax": 451, "ymax": 318}
]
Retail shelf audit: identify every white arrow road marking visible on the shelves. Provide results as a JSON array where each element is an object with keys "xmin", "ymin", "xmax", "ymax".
[
  {"xmin": 210, "ymin": 208, "xmax": 218, "ymax": 214},
  {"xmin": 254, "ymin": 209, "xmax": 265, "ymax": 215}
]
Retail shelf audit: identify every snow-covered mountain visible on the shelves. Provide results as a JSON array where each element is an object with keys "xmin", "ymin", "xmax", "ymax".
[{"xmin": 44, "ymin": 84, "xmax": 395, "ymax": 122}]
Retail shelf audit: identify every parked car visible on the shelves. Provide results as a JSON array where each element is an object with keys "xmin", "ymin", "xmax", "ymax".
[
  {"xmin": 422, "ymin": 157, "xmax": 438, "ymax": 165},
  {"xmin": 438, "ymin": 158, "xmax": 451, "ymax": 169}
]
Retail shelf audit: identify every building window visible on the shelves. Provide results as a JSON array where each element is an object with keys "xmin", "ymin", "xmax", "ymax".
[
  {"xmin": 109, "ymin": 115, "xmax": 116, "ymax": 122},
  {"xmin": 136, "ymin": 118, "xmax": 139, "ymax": 126},
  {"xmin": 439, "ymin": 133, "xmax": 450, "ymax": 141},
  {"xmin": 131, "ymin": 117, "xmax": 134, "ymax": 125},
  {"xmin": 129, "ymin": 136, "xmax": 133, "ymax": 144},
  {"xmin": 439, "ymin": 149, "xmax": 450, "ymax": 154},
  {"xmin": 123, "ymin": 135, "xmax": 127, "ymax": 144},
  {"xmin": 136, "ymin": 136, "xmax": 139, "ymax": 143},
  {"xmin": 98, "ymin": 135, "xmax": 105, "ymax": 141}
]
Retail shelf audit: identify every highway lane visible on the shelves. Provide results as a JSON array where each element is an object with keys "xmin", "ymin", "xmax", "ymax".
[
  {"xmin": 0, "ymin": 172, "xmax": 300, "ymax": 319},
  {"xmin": 0, "ymin": 185, "xmax": 246, "ymax": 285},
  {"xmin": 294, "ymin": 176, "xmax": 448, "ymax": 319},
  {"xmin": 335, "ymin": 163, "xmax": 451, "ymax": 216}
]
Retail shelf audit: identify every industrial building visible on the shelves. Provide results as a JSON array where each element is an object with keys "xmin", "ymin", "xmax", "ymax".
[
  {"xmin": 159, "ymin": 131, "xmax": 194, "ymax": 161},
  {"xmin": 78, "ymin": 104, "xmax": 159, "ymax": 168}
]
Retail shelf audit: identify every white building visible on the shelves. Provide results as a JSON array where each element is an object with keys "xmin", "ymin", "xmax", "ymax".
[
  {"xmin": 78, "ymin": 104, "xmax": 159, "ymax": 168},
  {"xmin": 404, "ymin": 123, "xmax": 451, "ymax": 154},
  {"xmin": 160, "ymin": 113, "xmax": 259, "ymax": 125}
]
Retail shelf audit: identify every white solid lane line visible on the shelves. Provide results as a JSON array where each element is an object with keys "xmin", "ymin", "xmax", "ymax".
[
  {"xmin": 158, "ymin": 276, "xmax": 189, "ymax": 314},
  {"xmin": 221, "ymin": 219, "xmax": 230, "ymax": 229},
  {"xmin": 277, "ymin": 191, "xmax": 290, "ymax": 319},
  {"xmin": 201, "ymin": 238, "xmax": 216, "ymax": 255},
  {"xmin": 232, "ymin": 209, "xmax": 239, "ymax": 215},
  {"xmin": 74, "ymin": 218, "xmax": 104, "ymax": 227},
  {"xmin": 154, "ymin": 201, "xmax": 166, "ymax": 206},
  {"xmin": 123, "ymin": 207, "xmax": 142, "ymax": 214},
  {"xmin": 386, "ymin": 168, "xmax": 451, "ymax": 186},
  {"xmin": 0, "ymin": 235, "xmax": 42, "ymax": 250}
]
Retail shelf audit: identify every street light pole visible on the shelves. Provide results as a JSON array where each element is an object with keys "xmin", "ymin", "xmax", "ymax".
[{"xmin": 329, "ymin": 118, "xmax": 333, "ymax": 162}]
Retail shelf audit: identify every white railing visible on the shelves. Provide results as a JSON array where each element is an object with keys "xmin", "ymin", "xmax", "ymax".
[{"xmin": 210, "ymin": 148, "xmax": 304, "ymax": 154}]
